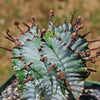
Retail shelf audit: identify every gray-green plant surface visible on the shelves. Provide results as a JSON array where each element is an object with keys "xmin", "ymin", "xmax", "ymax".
[{"xmin": 0, "ymin": 10, "xmax": 100, "ymax": 100}]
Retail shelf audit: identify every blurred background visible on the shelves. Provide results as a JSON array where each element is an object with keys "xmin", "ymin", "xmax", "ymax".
[{"xmin": 0, "ymin": 0, "xmax": 100, "ymax": 85}]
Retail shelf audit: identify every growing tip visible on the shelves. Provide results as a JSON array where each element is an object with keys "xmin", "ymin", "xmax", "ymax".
[
  {"xmin": 78, "ymin": 24, "xmax": 84, "ymax": 29},
  {"xmin": 6, "ymin": 29, "xmax": 9, "ymax": 33},
  {"xmin": 64, "ymin": 18, "xmax": 67, "ymax": 24},
  {"xmin": 50, "ymin": 10, "xmax": 54, "ymax": 16},
  {"xmin": 76, "ymin": 16, "xmax": 81, "ymax": 23},
  {"xmin": 14, "ymin": 22, "xmax": 24, "ymax": 34},
  {"xmin": 31, "ymin": 17, "xmax": 35, "ymax": 26},
  {"xmin": 70, "ymin": 10, "xmax": 76, "ymax": 24},
  {"xmin": 14, "ymin": 22, "xmax": 20, "ymax": 26},
  {"xmin": 49, "ymin": 9, "xmax": 54, "ymax": 22},
  {"xmin": 77, "ymin": 16, "xmax": 81, "ymax": 19},
  {"xmin": 40, "ymin": 28, "xmax": 46, "ymax": 38},
  {"xmin": 72, "ymin": 15, "xmax": 82, "ymax": 27},
  {"xmin": 56, "ymin": 23, "xmax": 59, "ymax": 28},
  {"xmin": 31, "ymin": 17, "xmax": 35, "ymax": 22}
]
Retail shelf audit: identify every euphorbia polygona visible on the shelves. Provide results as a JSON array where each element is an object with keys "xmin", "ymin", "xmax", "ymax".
[{"xmin": 0, "ymin": 10, "xmax": 100, "ymax": 100}]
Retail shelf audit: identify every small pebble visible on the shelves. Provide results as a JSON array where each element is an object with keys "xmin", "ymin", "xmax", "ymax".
[{"xmin": 0, "ymin": 81, "xmax": 20, "ymax": 100}]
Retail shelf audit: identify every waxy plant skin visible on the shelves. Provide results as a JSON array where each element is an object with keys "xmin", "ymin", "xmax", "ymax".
[{"xmin": 0, "ymin": 10, "xmax": 100, "ymax": 100}]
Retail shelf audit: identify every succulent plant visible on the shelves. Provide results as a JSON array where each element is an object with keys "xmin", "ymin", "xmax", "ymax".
[{"xmin": 0, "ymin": 10, "xmax": 100, "ymax": 100}]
